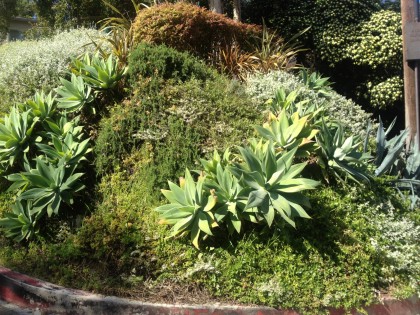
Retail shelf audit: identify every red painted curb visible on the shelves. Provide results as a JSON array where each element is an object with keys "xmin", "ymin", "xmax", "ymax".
[{"xmin": 0, "ymin": 266, "xmax": 419, "ymax": 315}]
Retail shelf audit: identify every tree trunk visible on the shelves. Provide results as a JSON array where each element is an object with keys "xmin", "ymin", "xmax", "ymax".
[
  {"xmin": 232, "ymin": 0, "xmax": 241, "ymax": 21},
  {"xmin": 401, "ymin": 0, "xmax": 420, "ymax": 146},
  {"xmin": 209, "ymin": 0, "xmax": 223, "ymax": 14}
]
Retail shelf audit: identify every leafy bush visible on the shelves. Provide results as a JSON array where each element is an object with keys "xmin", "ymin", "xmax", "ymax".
[
  {"xmin": 367, "ymin": 76, "xmax": 403, "ymax": 109},
  {"xmin": 0, "ymin": 28, "xmax": 107, "ymax": 113},
  {"xmin": 95, "ymin": 45, "xmax": 261, "ymax": 185},
  {"xmin": 132, "ymin": 2, "xmax": 260, "ymax": 60},
  {"xmin": 245, "ymin": 70, "xmax": 373, "ymax": 137},
  {"xmin": 128, "ymin": 43, "xmax": 217, "ymax": 84},
  {"xmin": 268, "ymin": 1, "xmax": 402, "ymax": 111},
  {"xmin": 75, "ymin": 147, "xmax": 160, "ymax": 273}
]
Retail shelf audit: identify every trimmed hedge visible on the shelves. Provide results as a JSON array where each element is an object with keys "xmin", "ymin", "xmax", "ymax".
[
  {"xmin": 127, "ymin": 42, "xmax": 217, "ymax": 85},
  {"xmin": 132, "ymin": 2, "xmax": 261, "ymax": 60}
]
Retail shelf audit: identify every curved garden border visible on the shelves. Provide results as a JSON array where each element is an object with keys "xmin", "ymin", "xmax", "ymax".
[{"xmin": 0, "ymin": 266, "xmax": 419, "ymax": 315}]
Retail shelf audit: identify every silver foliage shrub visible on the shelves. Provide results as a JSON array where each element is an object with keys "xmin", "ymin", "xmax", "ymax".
[
  {"xmin": 245, "ymin": 70, "xmax": 373, "ymax": 136},
  {"xmin": 0, "ymin": 28, "xmax": 107, "ymax": 113},
  {"xmin": 370, "ymin": 205, "xmax": 420, "ymax": 295}
]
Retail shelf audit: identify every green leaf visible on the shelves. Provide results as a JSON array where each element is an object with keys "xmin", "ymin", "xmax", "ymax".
[
  {"xmin": 198, "ymin": 211, "xmax": 213, "ymax": 236},
  {"xmin": 246, "ymin": 189, "xmax": 268, "ymax": 209}
]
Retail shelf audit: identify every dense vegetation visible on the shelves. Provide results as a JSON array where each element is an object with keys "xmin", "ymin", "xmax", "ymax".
[
  {"xmin": 0, "ymin": 2, "xmax": 418, "ymax": 315},
  {"xmin": 242, "ymin": 0, "xmax": 404, "ymax": 126}
]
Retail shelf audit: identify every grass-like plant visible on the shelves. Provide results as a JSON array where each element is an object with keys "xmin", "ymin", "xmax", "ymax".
[
  {"xmin": 243, "ymin": 25, "xmax": 307, "ymax": 74},
  {"xmin": 216, "ymin": 26, "xmax": 307, "ymax": 81}
]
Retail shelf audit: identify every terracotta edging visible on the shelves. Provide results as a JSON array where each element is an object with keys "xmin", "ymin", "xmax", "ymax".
[{"xmin": 0, "ymin": 266, "xmax": 419, "ymax": 315}]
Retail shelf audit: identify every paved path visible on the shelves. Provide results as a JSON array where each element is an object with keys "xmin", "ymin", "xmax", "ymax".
[{"xmin": 0, "ymin": 299, "xmax": 38, "ymax": 315}]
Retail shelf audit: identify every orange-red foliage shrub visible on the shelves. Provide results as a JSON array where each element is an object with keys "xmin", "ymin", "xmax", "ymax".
[{"xmin": 132, "ymin": 2, "xmax": 261, "ymax": 60}]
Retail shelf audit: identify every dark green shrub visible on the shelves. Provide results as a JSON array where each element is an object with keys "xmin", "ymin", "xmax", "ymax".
[
  {"xmin": 95, "ymin": 76, "xmax": 261, "ymax": 186},
  {"xmin": 95, "ymin": 45, "xmax": 261, "ymax": 186},
  {"xmin": 128, "ymin": 43, "xmax": 217, "ymax": 84},
  {"xmin": 242, "ymin": 1, "xmax": 403, "ymax": 115},
  {"xmin": 132, "ymin": 2, "xmax": 261, "ymax": 60}
]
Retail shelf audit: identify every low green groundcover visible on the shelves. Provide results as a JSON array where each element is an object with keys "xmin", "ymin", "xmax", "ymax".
[{"xmin": 0, "ymin": 174, "xmax": 418, "ymax": 315}]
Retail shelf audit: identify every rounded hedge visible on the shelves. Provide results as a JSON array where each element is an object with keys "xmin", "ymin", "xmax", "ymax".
[
  {"xmin": 132, "ymin": 2, "xmax": 261, "ymax": 60},
  {"xmin": 127, "ymin": 42, "xmax": 217, "ymax": 85}
]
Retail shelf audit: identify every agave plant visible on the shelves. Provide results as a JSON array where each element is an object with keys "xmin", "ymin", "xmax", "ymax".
[
  {"xmin": 200, "ymin": 149, "xmax": 231, "ymax": 181},
  {"xmin": 73, "ymin": 53, "xmax": 127, "ymax": 90},
  {"xmin": 204, "ymin": 162, "xmax": 249, "ymax": 235},
  {"xmin": 155, "ymin": 169, "xmax": 218, "ymax": 249},
  {"xmin": 267, "ymin": 88, "xmax": 323, "ymax": 122},
  {"xmin": 21, "ymin": 91, "xmax": 57, "ymax": 121},
  {"xmin": 397, "ymin": 137, "xmax": 420, "ymax": 208},
  {"xmin": 255, "ymin": 109, "xmax": 319, "ymax": 158},
  {"xmin": 44, "ymin": 115, "xmax": 84, "ymax": 140},
  {"xmin": 6, "ymin": 157, "xmax": 85, "ymax": 217},
  {"xmin": 373, "ymin": 117, "xmax": 409, "ymax": 177},
  {"xmin": 36, "ymin": 132, "xmax": 91, "ymax": 167},
  {"xmin": 299, "ymin": 69, "xmax": 332, "ymax": 99},
  {"xmin": 56, "ymin": 74, "xmax": 94, "ymax": 112},
  {"xmin": 0, "ymin": 108, "xmax": 37, "ymax": 168},
  {"xmin": 0, "ymin": 200, "xmax": 39, "ymax": 242},
  {"xmin": 317, "ymin": 120, "xmax": 371, "ymax": 184},
  {"xmin": 229, "ymin": 144, "xmax": 319, "ymax": 228},
  {"xmin": 404, "ymin": 137, "xmax": 420, "ymax": 181}
]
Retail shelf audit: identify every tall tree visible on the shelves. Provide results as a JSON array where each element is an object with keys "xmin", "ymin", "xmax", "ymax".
[
  {"xmin": 33, "ymin": 0, "xmax": 138, "ymax": 29},
  {"xmin": 209, "ymin": 0, "xmax": 223, "ymax": 13},
  {"xmin": 0, "ymin": 0, "xmax": 17, "ymax": 40},
  {"xmin": 232, "ymin": 0, "xmax": 241, "ymax": 21},
  {"xmin": 15, "ymin": 0, "xmax": 36, "ymax": 17}
]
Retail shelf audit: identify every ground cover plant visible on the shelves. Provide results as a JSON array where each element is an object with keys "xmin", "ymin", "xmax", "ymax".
[{"xmin": 0, "ymin": 4, "xmax": 419, "ymax": 315}]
